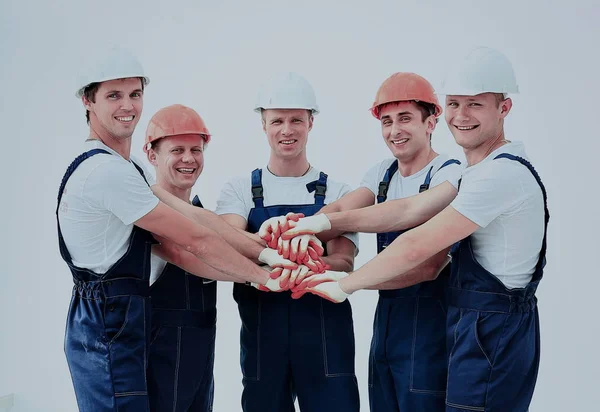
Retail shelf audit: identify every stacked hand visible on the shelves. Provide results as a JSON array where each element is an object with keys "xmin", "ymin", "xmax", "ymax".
[{"xmin": 254, "ymin": 214, "xmax": 350, "ymax": 302}]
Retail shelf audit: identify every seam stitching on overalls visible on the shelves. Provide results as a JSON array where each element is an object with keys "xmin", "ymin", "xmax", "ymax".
[
  {"xmin": 474, "ymin": 313, "xmax": 492, "ymax": 368},
  {"xmin": 173, "ymin": 326, "xmax": 181, "ymax": 412}
]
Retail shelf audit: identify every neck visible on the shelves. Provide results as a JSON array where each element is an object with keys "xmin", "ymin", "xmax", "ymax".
[
  {"xmin": 156, "ymin": 176, "xmax": 192, "ymax": 203},
  {"xmin": 397, "ymin": 146, "xmax": 438, "ymax": 177},
  {"xmin": 465, "ymin": 130, "xmax": 509, "ymax": 166},
  {"xmin": 88, "ymin": 122, "xmax": 132, "ymax": 160},
  {"xmin": 267, "ymin": 153, "xmax": 310, "ymax": 177}
]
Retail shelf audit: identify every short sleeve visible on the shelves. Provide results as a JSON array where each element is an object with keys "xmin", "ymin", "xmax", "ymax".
[
  {"xmin": 450, "ymin": 160, "xmax": 526, "ymax": 228},
  {"xmin": 430, "ymin": 161, "xmax": 464, "ymax": 190},
  {"xmin": 83, "ymin": 160, "xmax": 159, "ymax": 225},
  {"xmin": 215, "ymin": 177, "xmax": 250, "ymax": 219}
]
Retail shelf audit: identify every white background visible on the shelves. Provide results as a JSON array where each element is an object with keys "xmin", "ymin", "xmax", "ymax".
[{"xmin": 1, "ymin": 0, "xmax": 598, "ymax": 410}]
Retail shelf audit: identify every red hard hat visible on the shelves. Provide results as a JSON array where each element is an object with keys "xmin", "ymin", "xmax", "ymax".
[
  {"xmin": 370, "ymin": 72, "xmax": 442, "ymax": 119},
  {"xmin": 145, "ymin": 104, "xmax": 211, "ymax": 152}
]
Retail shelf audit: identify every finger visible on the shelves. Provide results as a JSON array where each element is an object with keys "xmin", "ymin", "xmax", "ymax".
[
  {"xmin": 298, "ymin": 236, "xmax": 310, "ymax": 262},
  {"xmin": 294, "ymin": 266, "xmax": 311, "ymax": 285},
  {"xmin": 269, "ymin": 267, "xmax": 283, "ymax": 279},
  {"xmin": 305, "ymin": 277, "xmax": 336, "ymax": 288},
  {"xmin": 308, "ymin": 239, "xmax": 324, "ymax": 256},
  {"xmin": 307, "ymin": 246, "xmax": 320, "ymax": 261},
  {"xmin": 281, "ymin": 238, "xmax": 290, "ymax": 260},
  {"xmin": 289, "ymin": 236, "xmax": 301, "ymax": 262},
  {"xmin": 291, "ymin": 289, "xmax": 309, "ymax": 299},
  {"xmin": 257, "ymin": 285, "xmax": 270, "ymax": 292},
  {"xmin": 279, "ymin": 269, "xmax": 292, "ymax": 289}
]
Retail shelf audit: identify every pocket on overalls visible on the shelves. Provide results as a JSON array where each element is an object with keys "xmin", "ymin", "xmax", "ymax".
[
  {"xmin": 446, "ymin": 310, "xmax": 506, "ymax": 410},
  {"xmin": 320, "ymin": 300, "xmax": 356, "ymax": 377},
  {"xmin": 410, "ymin": 297, "xmax": 447, "ymax": 396},
  {"xmin": 104, "ymin": 295, "xmax": 132, "ymax": 343}
]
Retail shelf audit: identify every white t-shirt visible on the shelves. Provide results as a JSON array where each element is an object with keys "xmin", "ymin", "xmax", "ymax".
[
  {"xmin": 58, "ymin": 140, "xmax": 159, "ymax": 274},
  {"xmin": 450, "ymin": 141, "xmax": 545, "ymax": 289},
  {"xmin": 216, "ymin": 167, "xmax": 359, "ymax": 248},
  {"xmin": 360, "ymin": 154, "xmax": 463, "ymax": 200}
]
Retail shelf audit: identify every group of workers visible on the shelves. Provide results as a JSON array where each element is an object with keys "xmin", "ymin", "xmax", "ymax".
[{"xmin": 56, "ymin": 45, "xmax": 548, "ymax": 412}]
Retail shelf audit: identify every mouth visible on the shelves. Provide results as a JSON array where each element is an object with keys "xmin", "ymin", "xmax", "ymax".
[
  {"xmin": 176, "ymin": 167, "xmax": 196, "ymax": 175},
  {"xmin": 115, "ymin": 115, "xmax": 135, "ymax": 123},
  {"xmin": 390, "ymin": 138, "xmax": 409, "ymax": 146},
  {"xmin": 279, "ymin": 139, "xmax": 297, "ymax": 145},
  {"xmin": 454, "ymin": 125, "xmax": 479, "ymax": 131}
]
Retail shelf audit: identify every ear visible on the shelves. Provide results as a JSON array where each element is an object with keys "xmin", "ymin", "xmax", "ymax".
[
  {"xmin": 82, "ymin": 95, "xmax": 92, "ymax": 111},
  {"xmin": 426, "ymin": 115, "xmax": 437, "ymax": 134},
  {"xmin": 308, "ymin": 114, "xmax": 314, "ymax": 132},
  {"xmin": 499, "ymin": 98, "xmax": 513, "ymax": 119},
  {"xmin": 262, "ymin": 118, "xmax": 267, "ymax": 134},
  {"xmin": 147, "ymin": 148, "xmax": 158, "ymax": 166}
]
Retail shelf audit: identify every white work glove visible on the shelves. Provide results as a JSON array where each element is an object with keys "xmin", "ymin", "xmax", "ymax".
[
  {"xmin": 258, "ymin": 248, "xmax": 298, "ymax": 270},
  {"xmin": 258, "ymin": 213, "xmax": 304, "ymax": 249},
  {"xmin": 281, "ymin": 214, "xmax": 332, "ymax": 240},
  {"xmin": 291, "ymin": 273, "xmax": 350, "ymax": 303},
  {"xmin": 278, "ymin": 234, "xmax": 324, "ymax": 263},
  {"xmin": 268, "ymin": 265, "xmax": 314, "ymax": 290},
  {"xmin": 251, "ymin": 266, "xmax": 286, "ymax": 292}
]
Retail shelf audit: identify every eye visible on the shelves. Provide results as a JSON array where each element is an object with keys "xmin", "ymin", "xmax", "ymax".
[
  {"xmin": 192, "ymin": 148, "xmax": 203, "ymax": 153},
  {"xmin": 447, "ymin": 102, "xmax": 458, "ymax": 108},
  {"xmin": 271, "ymin": 120, "xmax": 281, "ymax": 125},
  {"xmin": 131, "ymin": 92, "xmax": 142, "ymax": 98},
  {"xmin": 469, "ymin": 103, "xmax": 481, "ymax": 107},
  {"xmin": 171, "ymin": 148, "xmax": 183, "ymax": 153},
  {"xmin": 400, "ymin": 116, "xmax": 410, "ymax": 122},
  {"xmin": 382, "ymin": 120, "xmax": 392, "ymax": 126},
  {"xmin": 292, "ymin": 119, "xmax": 302, "ymax": 123},
  {"xmin": 108, "ymin": 93, "xmax": 119, "ymax": 99}
]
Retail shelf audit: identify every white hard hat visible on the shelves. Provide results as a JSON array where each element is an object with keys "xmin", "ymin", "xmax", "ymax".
[
  {"xmin": 438, "ymin": 46, "xmax": 518, "ymax": 96},
  {"xmin": 254, "ymin": 72, "xmax": 319, "ymax": 114},
  {"xmin": 75, "ymin": 46, "xmax": 150, "ymax": 98}
]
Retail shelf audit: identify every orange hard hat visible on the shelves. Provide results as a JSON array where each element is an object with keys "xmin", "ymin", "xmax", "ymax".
[
  {"xmin": 370, "ymin": 72, "xmax": 442, "ymax": 119},
  {"xmin": 144, "ymin": 104, "xmax": 211, "ymax": 152}
]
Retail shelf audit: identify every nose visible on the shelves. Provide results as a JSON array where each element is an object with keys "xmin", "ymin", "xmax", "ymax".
[
  {"xmin": 390, "ymin": 121, "xmax": 403, "ymax": 138},
  {"xmin": 281, "ymin": 121, "xmax": 293, "ymax": 136},
  {"xmin": 455, "ymin": 104, "xmax": 470, "ymax": 121},
  {"xmin": 120, "ymin": 97, "xmax": 134, "ymax": 111},
  {"xmin": 181, "ymin": 150, "xmax": 194, "ymax": 163}
]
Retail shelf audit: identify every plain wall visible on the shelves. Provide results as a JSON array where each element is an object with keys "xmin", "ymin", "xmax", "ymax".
[{"xmin": 1, "ymin": 0, "xmax": 598, "ymax": 410}]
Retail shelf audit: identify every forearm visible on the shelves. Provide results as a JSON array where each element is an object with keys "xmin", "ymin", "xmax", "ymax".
[
  {"xmin": 321, "ymin": 253, "xmax": 354, "ymax": 273},
  {"xmin": 327, "ymin": 183, "xmax": 457, "ymax": 234},
  {"xmin": 339, "ymin": 232, "xmax": 438, "ymax": 293},
  {"xmin": 366, "ymin": 248, "xmax": 451, "ymax": 290},
  {"xmin": 152, "ymin": 186, "xmax": 265, "ymax": 260}
]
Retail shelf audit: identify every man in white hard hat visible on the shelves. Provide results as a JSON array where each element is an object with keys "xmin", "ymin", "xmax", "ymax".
[
  {"xmin": 273, "ymin": 47, "xmax": 548, "ymax": 412},
  {"xmin": 58, "ymin": 48, "xmax": 296, "ymax": 411},
  {"xmin": 216, "ymin": 72, "xmax": 360, "ymax": 412},
  {"xmin": 310, "ymin": 72, "xmax": 463, "ymax": 412}
]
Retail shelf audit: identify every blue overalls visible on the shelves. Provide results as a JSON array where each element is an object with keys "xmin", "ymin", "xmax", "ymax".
[
  {"xmin": 58, "ymin": 149, "xmax": 156, "ymax": 411},
  {"xmin": 233, "ymin": 169, "xmax": 359, "ymax": 412},
  {"xmin": 369, "ymin": 159, "xmax": 460, "ymax": 412},
  {"xmin": 445, "ymin": 154, "xmax": 549, "ymax": 412},
  {"xmin": 147, "ymin": 196, "xmax": 217, "ymax": 412}
]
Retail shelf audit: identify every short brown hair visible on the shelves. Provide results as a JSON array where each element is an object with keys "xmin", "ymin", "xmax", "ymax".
[{"xmin": 82, "ymin": 77, "xmax": 145, "ymax": 124}]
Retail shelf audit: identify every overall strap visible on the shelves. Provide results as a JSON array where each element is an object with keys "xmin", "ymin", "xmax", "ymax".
[
  {"xmin": 377, "ymin": 161, "xmax": 399, "ymax": 203},
  {"xmin": 494, "ymin": 153, "xmax": 549, "ymax": 272},
  {"xmin": 419, "ymin": 158, "xmax": 461, "ymax": 193},
  {"xmin": 251, "ymin": 168, "xmax": 264, "ymax": 208}
]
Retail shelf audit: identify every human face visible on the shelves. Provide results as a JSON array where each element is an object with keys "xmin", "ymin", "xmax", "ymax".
[
  {"xmin": 83, "ymin": 77, "xmax": 143, "ymax": 140},
  {"xmin": 379, "ymin": 101, "xmax": 436, "ymax": 161},
  {"xmin": 445, "ymin": 93, "xmax": 511, "ymax": 150},
  {"xmin": 262, "ymin": 109, "xmax": 313, "ymax": 160},
  {"xmin": 148, "ymin": 134, "xmax": 205, "ymax": 190}
]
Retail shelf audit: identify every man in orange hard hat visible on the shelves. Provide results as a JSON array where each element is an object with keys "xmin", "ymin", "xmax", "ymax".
[
  {"xmin": 143, "ymin": 104, "xmax": 217, "ymax": 412},
  {"xmin": 262, "ymin": 72, "xmax": 464, "ymax": 411}
]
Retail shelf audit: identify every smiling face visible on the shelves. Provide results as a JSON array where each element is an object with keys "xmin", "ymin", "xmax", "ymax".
[
  {"xmin": 148, "ymin": 134, "xmax": 205, "ymax": 191},
  {"xmin": 379, "ymin": 101, "xmax": 436, "ymax": 162},
  {"xmin": 83, "ymin": 77, "xmax": 144, "ymax": 140},
  {"xmin": 445, "ymin": 93, "xmax": 511, "ymax": 150},
  {"xmin": 262, "ymin": 109, "xmax": 313, "ymax": 160}
]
